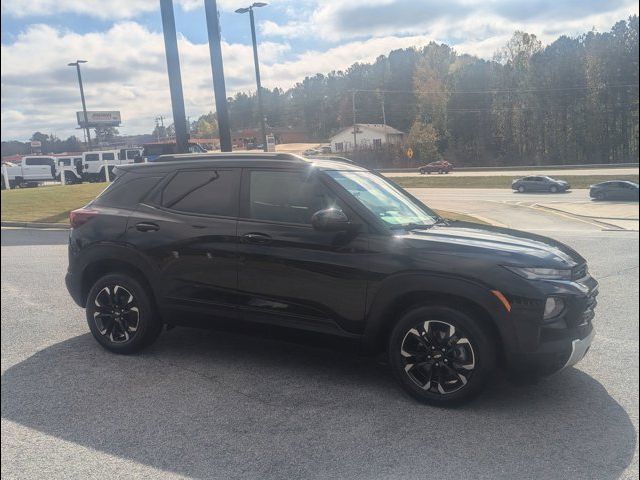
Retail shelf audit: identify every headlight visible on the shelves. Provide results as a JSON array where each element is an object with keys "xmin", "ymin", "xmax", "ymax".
[
  {"xmin": 504, "ymin": 266, "xmax": 572, "ymax": 281},
  {"xmin": 543, "ymin": 297, "xmax": 565, "ymax": 320}
]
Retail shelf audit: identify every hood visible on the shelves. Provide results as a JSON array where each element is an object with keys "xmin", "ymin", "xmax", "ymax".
[{"xmin": 398, "ymin": 221, "xmax": 585, "ymax": 269}]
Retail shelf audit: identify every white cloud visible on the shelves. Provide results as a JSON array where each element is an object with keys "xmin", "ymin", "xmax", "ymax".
[
  {"xmin": 1, "ymin": 22, "xmax": 427, "ymax": 140},
  {"xmin": 0, "ymin": 0, "xmax": 258, "ymax": 19}
]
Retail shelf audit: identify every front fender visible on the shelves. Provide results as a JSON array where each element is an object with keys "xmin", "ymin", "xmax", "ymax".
[{"xmin": 361, "ymin": 273, "xmax": 515, "ymax": 353}]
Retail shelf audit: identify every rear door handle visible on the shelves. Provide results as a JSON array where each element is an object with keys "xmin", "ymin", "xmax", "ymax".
[
  {"xmin": 135, "ymin": 222, "xmax": 160, "ymax": 232},
  {"xmin": 241, "ymin": 233, "xmax": 271, "ymax": 244}
]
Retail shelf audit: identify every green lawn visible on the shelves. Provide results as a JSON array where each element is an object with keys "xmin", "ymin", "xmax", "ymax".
[
  {"xmin": 393, "ymin": 174, "xmax": 639, "ymax": 189},
  {"xmin": 1, "ymin": 183, "xmax": 108, "ymax": 223},
  {"xmin": 1, "ymin": 181, "xmax": 486, "ymax": 226}
]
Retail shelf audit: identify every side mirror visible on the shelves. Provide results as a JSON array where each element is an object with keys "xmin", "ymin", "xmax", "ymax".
[{"xmin": 311, "ymin": 208, "xmax": 351, "ymax": 232}]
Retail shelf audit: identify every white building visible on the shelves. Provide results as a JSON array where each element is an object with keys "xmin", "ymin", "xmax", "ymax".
[{"xmin": 329, "ymin": 124, "xmax": 405, "ymax": 153}]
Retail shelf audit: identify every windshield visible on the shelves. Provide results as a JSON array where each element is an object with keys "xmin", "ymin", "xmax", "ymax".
[{"xmin": 326, "ymin": 170, "xmax": 439, "ymax": 228}]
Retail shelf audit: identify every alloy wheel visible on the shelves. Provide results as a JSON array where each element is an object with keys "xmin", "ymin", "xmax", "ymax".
[
  {"xmin": 93, "ymin": 285, "xmax": 140, "ymax": 343},
  {"xmin": 400, "ymin": 320, "xmax": 476, "ymax": 395}
]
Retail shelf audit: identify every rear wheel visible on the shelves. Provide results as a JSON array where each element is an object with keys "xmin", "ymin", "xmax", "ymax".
[
  {"xmin": 388, "ymin": 305, "xmax": 496, "ymax": 406},
  {"xmin": 86, "ymin": 273, "xmax": 162, "ymax": 354}
]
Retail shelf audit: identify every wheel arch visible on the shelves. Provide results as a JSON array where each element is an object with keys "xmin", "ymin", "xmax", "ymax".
[
  {"xmin": 76, "ymin": 244, "xmax": 160, "ymax": 308},
  {"xmin": 361, "ymin": 274, "xmax": 513, "ymax": 359}
]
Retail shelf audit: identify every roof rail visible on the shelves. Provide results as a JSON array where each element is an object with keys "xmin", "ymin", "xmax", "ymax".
[
  {"xmin": 305, "ymin": 155, "xmax": 358, "ymax": 165},
  {"xmin": 152, "ymin": 152, "xmax": 306, "ymax": 163}
]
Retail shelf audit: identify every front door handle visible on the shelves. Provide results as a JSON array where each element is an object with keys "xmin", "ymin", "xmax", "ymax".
[
  {"xmin": 241, "ymin": 232, "xmax": 271, "ymax": 244},
  {"xmin": 135, "ymin": 222, "xmax": 160, "ymax": 232}
]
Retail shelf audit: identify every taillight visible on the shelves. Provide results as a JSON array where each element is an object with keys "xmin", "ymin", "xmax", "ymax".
[{"xmin": 69, "ymin": 208, "xmax": 98, "ymax": 228}]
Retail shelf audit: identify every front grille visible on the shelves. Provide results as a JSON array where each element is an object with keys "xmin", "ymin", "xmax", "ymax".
[{"xmin": 572, "ymin": 264, "xmax": 588, "ymax": 281}]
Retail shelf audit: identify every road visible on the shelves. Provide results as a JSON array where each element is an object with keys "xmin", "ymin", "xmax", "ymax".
[
  {"xmin": 385, "ymin": 167, "xmax": 639, "ymax": 177},
  {"xmin": 410, "ymin": 188, "xmax": 639, "ymax": 231},
  {"xmin": 1, "ymin": 199, "xmax": 638, "ymax": 479}
]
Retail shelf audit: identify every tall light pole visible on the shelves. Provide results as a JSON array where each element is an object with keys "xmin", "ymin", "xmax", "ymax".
[
  {"xmin": 236, "ymin": 2, "xmax": 268, "ymax": 152},
  {"xmin": 68, "ymin": 60, "xmax": 91, "ymax": 149},
  {"xmin": 159, "ymin": 0, "xmax": 189, "ymax": 154},
  {"xmin": 204, "ymin": 0, "xmax": 232, "ymax": 152}
]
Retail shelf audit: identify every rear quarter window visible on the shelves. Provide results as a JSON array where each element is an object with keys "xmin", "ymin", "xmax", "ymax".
[{"xmin": 93, "ymin": 173, "xmax": 163, "ymax": 208}]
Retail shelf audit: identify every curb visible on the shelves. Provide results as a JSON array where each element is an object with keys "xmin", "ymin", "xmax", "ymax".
[
  {"xmin": 533, "ymin": 204, "xmax": 639, "ymax": 221},
  {"xmin": 1, "ymin": 221, "xmax": 69, "ymax": 229}
]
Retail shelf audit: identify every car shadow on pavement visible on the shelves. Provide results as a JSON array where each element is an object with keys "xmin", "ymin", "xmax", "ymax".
[{"xmin": 2, "ymin": 327, "xmax": 636, "ymax": 480}]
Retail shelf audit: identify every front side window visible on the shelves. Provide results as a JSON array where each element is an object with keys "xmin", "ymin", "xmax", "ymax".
[
  {"xmin": 102, "ymin": 153, "xmax": 115, "ymax": 161},
  {"xmin": 85, "ymin": 154, "xmax": 99, "ymax": 161},
  {"xmin": 247, "ymin": 170, "xmax": 339, "ymax": 224},
  {"xmin": 326, "ymin": 170, "xmax": 438, "ymax": 228},
  {"xmin": 161, "ymin": 169, "xmax": 240, "ymax": 217}
]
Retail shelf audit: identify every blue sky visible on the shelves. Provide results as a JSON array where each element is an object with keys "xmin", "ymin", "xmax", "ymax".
[{"xmin": 2, "ymin": 0, "xmax": 638, "ymax": 140}]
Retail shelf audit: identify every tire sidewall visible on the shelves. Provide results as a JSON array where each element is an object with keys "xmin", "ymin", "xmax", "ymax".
[
  {"xmin": 388, "ymin": 305, "xmax": 496, "ymax": 406},
  {"xmin": 85, "ymin": 273, "xmax": 160, "ymax": 354}
]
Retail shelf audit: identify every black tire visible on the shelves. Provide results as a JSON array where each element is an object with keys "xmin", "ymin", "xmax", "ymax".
[
  {"xmin": 419, "ymin": 169, "xmax": 425, "ymax": 175},
  {"xmin": 517, "ymin": 185, "xmax": 526, "ymax": 193},
  {"xmin": 388, "ymin": 305, "xmax": 497, "ymax": 406},
  {"xmin": 592, "ymin": 192, "xmax": 605, "ymax": 201},
  {"xmin": 86, "ymin": 273, "xmax": 162, "ymax": 354},
  {"xmin": 550, "ymin": 185, "xmax": 558, "ymax": 193}
]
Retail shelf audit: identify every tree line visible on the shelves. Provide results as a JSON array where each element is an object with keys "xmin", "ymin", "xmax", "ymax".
[
  {"xmin": 3, "ymin": 17, "xmax": 637, "ymax": 167},
  {"xmin": 204, "ymin": 16, "xmax": 638, "ymax": 166}
]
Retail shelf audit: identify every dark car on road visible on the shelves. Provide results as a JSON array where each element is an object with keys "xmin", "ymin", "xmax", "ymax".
[
  {"xmin": 418, "ymin": 160, "xmax": 453, "ymax": 174},
  {"xmin": 589, "ymin": 181, "xmax": 639, "ymax": 201},
  {"xmin": 66, "ymin": 153, "xmax": 597, "ymax": 405},
  {"xmin": 512, "ymin": 175, "xmax": 570, "ymax": 193}
]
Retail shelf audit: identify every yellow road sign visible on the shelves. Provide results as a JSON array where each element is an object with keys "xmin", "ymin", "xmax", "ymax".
[{"xmin": 406, "ymin": 148, "xmax": 414, "ymax": 159}]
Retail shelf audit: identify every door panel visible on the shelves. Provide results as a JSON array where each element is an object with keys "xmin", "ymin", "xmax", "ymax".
[
  {"xmin": 127, "ymin": 204, "xmax": 240, "ymax": 318},
  {"xmin": 125, "ymin": 168, "xmax": 241, "ymax": 320},
  {"xmin": 236, "ymin": 168, "xmax": 369, "ymax": 334}
]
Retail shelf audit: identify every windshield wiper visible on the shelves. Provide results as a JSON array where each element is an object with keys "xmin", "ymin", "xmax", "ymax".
[{"xmin": 390, "ymin": 222, "xmax": 435, "ymax": 231}]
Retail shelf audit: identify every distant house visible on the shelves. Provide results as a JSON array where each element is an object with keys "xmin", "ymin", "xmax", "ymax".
[{"xmin": 329, "ymin": 124, "xmax": 405, "ymax": 153}]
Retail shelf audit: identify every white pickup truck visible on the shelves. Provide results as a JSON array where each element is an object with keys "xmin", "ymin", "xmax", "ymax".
[{"xmin": 1, "ymin": 156, "xmax": 61, "ymax": 188}]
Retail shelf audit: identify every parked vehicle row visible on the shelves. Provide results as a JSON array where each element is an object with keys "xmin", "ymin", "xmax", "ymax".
[
  {"xmin": 66, "ymin": 152, "xmax": 598, "ymax": 405},
  {"xmin": 1, "ymin": 148, "xmax": 144, "ymax": 189}
]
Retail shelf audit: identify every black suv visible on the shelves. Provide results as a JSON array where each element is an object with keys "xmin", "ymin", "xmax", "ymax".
[{"xmin": 66, "ymin": 153, "xmax": 597, "ymax": 405}]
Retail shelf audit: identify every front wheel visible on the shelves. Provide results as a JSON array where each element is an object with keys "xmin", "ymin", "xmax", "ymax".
[
  {"xmin": 86, "ymin": 273, "xmax": 162, "ymax": 354},
  {"xmin": 388, "ymin": 305, "xmax": 496, "ymax": 406},
  {"xmin": 517, "ymin": 186, "xmax": 526, "ymax": 193},
  {"xmin": 550, "ymin": 186, "xmax": 558, "ymax": 193}
]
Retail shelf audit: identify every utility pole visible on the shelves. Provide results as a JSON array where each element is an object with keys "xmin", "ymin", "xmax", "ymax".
[
  {"xmin": 205, "ymin": 0, "xmax": 232, "ymax": 152},
  {"xmin": 68, "ymin": 60, "xmax": 91, "ymax": 150},
  {"xmin": 159, "ymin": 0, "xmax": 189, "ymax": 153},
  {"xmin": 236, "ymin": 3, "xmax": 268, "ymax": 152},
  {"xmin": 352, "ymin": 90, "xmax": 357, "ymax": 151},
  {"xmin": 381, "ymin": 93, "xmax": 386, "ymax": 126}
]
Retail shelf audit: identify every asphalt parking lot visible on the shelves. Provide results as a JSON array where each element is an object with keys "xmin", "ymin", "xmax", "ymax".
[{"xmin": 1, "ymin": 214, "xmax": 638, "ymax": 479}]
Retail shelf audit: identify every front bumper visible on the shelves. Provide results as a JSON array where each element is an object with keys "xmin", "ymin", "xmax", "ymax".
[
  {"xmin": 505, "ymin": 277, "xmax": 598, "ymax": 376},
  {"xmin": 561, "ymin": 327, "xmax": 595, "ymax": 370}
]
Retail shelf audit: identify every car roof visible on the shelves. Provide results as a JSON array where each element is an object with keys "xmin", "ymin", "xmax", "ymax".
[{"xmin": 117, "ymin": 152, "xmax": 368, "ymax": 174}]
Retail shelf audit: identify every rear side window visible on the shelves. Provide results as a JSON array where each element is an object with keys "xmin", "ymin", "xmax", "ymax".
[
  {"xmin": 85, "ymin": 154, "xmax": 99, "ymax": 161},
  {"xmin": 94, "ymin": 174, "xmax": 163, "ymax": 208},
  {"xmin": 24, "ymin": 157, "xmax": 53, "ymax": 166},
  {"xmin": 103, "ymin": 153, "xmax": 115, "ymax": 161},
  {"xmin": 160, "ymin": 169, "xmax": 240, "ymax": 217}
]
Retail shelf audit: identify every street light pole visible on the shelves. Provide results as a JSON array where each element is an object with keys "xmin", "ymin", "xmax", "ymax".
[
  {"xmin": 68, "ymin": 60, "xmax": 91, "ymax": 149},
  {"xmin": 236, "ymin": 3, "xmax": 268, "ymax": 152}
]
